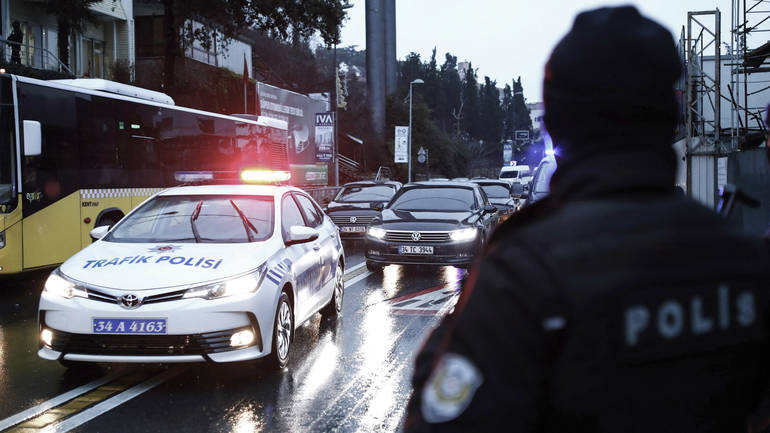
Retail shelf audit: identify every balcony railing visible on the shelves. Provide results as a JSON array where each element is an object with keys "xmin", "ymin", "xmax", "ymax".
[{"xmin": 0, "ymin": 38, "xmax": 74, "ymax": 75}]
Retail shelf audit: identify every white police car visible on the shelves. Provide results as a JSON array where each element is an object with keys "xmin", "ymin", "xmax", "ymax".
[{"xmin": 38, "ymin": 173, "xmax": 344, "ymax": 369}]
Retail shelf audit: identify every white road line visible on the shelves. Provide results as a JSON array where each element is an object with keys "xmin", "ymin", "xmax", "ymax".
[
  {"xmin": 344, "ymin": 270, "xmax": 372, "ymax": 287},
  {"xmin": 346, "ymin": 261, "xmax": 365, "ymax": 274},
  {"xmin": 42, "ymin": 366, "xmax": 188, "ymax": 433},
  {"xmin": 0, "ymin": 370, "xmax": 128, "ymax": 431}
]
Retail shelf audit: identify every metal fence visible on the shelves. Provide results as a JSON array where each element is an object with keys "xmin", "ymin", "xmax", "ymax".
[{"xmin": 304, "ymin": 186, "xmax": 342, "ymax": 206}]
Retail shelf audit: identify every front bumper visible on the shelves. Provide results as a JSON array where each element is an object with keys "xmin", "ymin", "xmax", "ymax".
[
  {"xmin": 38, "ymin": 287, "xmax": 278, "ymax": 363},
  {"xmin": 364, "ymin": 237, "xmax": 480, "ymax": 267}
]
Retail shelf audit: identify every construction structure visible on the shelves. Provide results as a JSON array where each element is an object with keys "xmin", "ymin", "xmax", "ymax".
[{"xmin": 682, "ymin": 2, "xmax": 770, "ymax": 234}]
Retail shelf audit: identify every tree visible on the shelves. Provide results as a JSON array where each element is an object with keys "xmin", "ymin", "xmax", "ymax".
[
  {"xmin": 160, "ymin": 0, "xmax": 350, "ymax": 91},
  {"xmin": 502, "ymin": 84, "xmax": 515, "ymax": 141},
  {"xmin": 461, "ymin": 62, "xmax": 481, "ymax": 139},
  {"xmin": 510, "ymin": 76, "xmax": 533, "ymax": 161},
  {"xmin": 44, "ymin": 0, "xmax": 100, "ymax": 69},
  {"xmin": 479, "ymin": 76, "xmax": 503, "ymax": 144},
  {"xmin": 439, "ymin": 53, "xmax": 463, "ymax": 136}
]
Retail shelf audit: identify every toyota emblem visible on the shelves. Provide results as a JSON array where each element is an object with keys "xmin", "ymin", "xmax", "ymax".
[
  {"xmin": 411, "ymin": 232, "xmax": 421, "ymax": 241},
  {"xmin": 349, "ymin": 216, "xmax": 357, "ymax": 223},
  {"xmin": 118, "ymin": 294, "xmax": 141, "ymax": 309}
]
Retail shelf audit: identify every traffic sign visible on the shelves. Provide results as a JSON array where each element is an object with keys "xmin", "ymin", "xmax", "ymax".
[
  {"xmin": 395, "ymin": 126, "xmax": 409, "ymax": 163},
  {"xmin": 515, "ymin": 130, "xmax": 530, "ymax": 141}
]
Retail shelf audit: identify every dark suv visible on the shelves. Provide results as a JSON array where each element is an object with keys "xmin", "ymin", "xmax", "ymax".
[{"xmin": 325, "ymin": 180, "xmax": 402, "ymax": 237}]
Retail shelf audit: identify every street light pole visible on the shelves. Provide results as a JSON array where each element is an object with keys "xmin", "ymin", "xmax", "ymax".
[{"xmin": 408, "ymin": 78, "xmax": 423, "ymax": 183}]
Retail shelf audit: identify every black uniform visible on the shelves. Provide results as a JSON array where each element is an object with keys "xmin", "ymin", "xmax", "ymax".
[
  {"xmin": 406, "ymin": 149, "xmax": 770, "ymax": 432},
  {"xmin": 406, "ymin": 7, "xmax": 770, "ymax": 433}
]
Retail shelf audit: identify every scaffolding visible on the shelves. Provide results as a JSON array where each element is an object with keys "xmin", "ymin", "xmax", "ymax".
[{"xmin": 682, "ymin": 2, "xmax": 770, "ymax": 207}]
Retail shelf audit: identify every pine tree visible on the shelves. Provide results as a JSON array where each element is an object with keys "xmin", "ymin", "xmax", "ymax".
[{"xmin": 461, "ymin": 62, "xmax": 480, "ymax": 139}]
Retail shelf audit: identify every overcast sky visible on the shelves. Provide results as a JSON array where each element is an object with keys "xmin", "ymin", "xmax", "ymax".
[{"xmin": 340, "ymin": 0, "xmax": 733, "ymax": 102}]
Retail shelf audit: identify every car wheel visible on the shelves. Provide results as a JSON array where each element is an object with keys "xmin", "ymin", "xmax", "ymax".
[
  {"xmin": 321, "ymin": 263, "xmax": 344, "ymax": 317},
  {"xmin": 366, "ymin": 260, "xmax": 383, "ymax": 273},
  {"xmin": 268, "ymin": 292, "xmax": 293, "ymax": 370}
]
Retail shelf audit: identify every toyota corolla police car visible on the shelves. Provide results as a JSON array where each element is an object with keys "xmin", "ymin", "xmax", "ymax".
[{"xmin": 38, "ymin": 171, "xmax": 345, "ymax": 369}]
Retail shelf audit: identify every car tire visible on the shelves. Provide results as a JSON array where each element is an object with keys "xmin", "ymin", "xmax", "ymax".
[
  {"xmin": 267, "ymin": 292, "xmax": 293, "ymax": 370},
  {"xmin": 366, "ymin": 260, "xmax": 383, "ymax": 273},
  {"xmin": 321, "ymin": 263, "xmax": 344, "ymax": 317}
]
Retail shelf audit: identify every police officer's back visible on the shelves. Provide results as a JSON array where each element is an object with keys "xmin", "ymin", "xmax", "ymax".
[{"xmin": 406, "ymin": 7, "xmax": 770, "ymax": 433}]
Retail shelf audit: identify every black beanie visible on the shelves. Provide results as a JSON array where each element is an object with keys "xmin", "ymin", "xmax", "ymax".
[{"xmin": 543, "ymin": 6, "xmax": 682, "ymax": 159}]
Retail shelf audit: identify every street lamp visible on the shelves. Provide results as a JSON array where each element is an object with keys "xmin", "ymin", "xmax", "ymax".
[{"xmin": 408, "ymin": 78, "xmax": 424, "ymax": 183}]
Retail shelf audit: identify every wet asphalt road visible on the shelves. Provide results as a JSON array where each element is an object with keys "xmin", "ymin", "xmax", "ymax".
[{"xmin": 0, "ymin": 240, "xmax": 466, "ymax": 432}]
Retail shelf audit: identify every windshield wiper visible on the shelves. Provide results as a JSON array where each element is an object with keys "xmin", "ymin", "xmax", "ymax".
[
  {"xmin": 229, "ymin": 200, "xmax": 258, "ymax": 242},
  {"xmin": 190, "ymin": 200, "xmax": 203, "ymax": 243}
]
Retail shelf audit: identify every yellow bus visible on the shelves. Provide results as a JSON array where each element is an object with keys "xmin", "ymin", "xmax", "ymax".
[{"xmin": 0, "ymin": 74, "xmax": 289, "ymax": 274}]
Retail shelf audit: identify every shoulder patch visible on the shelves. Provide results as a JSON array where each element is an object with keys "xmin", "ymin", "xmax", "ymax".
[{"xmin": 421, "ymin": 353, "xmax": 483, "ymax": 423}]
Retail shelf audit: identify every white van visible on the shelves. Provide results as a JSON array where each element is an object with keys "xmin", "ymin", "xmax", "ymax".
[{"xmin": 499, "ymin": 165, "xmax": 532, "ymax": 186}]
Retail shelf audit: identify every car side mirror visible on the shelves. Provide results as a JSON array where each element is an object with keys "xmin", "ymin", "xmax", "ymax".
[
  {"xmin": 510, "ymin": 183, "xmax": 526, "ymax": 199},
  {"xmin": 89, "ymin": 225, "xmax": 110, "ymax": 241},
  {"xmin": 373, "ymin": 202, "xmax": 385, "ymax": 211},
  {"xmin": 23, "ymin": 120, "xmax": 42, "ymax": 156},
  {"xmin": 285, "ymin": 226, "xmax": 319, "ymax": 246},
  {"xmin": 483, "ymin": 204, "xmax": 497, "ymax": 214}
]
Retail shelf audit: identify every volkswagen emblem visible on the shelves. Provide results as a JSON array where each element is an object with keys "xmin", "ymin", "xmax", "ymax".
[
  {"xmin": 118, "ymin": 294, "xmax": 141, "ymax": 309},
  {"xmin": 349, "ymin": 216, "xmax": 357, "ymax": 223},
  {"xmin": 411, "ymin": 232, "xmax": 421, "ymax": 242}
]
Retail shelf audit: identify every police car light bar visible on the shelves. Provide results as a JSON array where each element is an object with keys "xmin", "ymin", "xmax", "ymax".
[
  {"xmin": 240, "ymin": 169, "xmax": 291, "ymax": 184},
  {"xmin": 175, "ymin": 171, "xmax": 215, "ymax": 183}
]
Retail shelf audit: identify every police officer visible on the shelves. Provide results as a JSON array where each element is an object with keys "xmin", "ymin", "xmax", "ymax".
[{"xmin": 405, "ymin": 6, "xmax": 770, "ymax": 433}]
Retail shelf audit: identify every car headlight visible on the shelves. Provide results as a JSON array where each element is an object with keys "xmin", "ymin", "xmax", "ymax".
[
  {"xmin": 183, "ymin": 264, "xmax": 267, "ymax": 300},
  {"xmin": 367, "ymin": 227, "xmax": 386, "ymax": 239},
  {"xmin": 44, "ymin": 269, "xmax": 88, "ymax": 299},
  {"xmin": 450, "ymin": 227, "xmax": 478, "ymax": 241}
]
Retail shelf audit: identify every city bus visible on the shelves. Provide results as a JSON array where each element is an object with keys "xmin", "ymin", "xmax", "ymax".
[{"xmin": 0, "ymin": 74, "xmax": 289, "ymax": 274}]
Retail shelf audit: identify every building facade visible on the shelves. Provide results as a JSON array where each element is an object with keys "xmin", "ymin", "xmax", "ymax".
[{"xmin": 1, "ymin": 0, "xmax": 135, "ymax": 79}]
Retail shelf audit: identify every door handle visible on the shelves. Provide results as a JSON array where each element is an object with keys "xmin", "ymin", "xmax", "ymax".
[{"xmin": 313, "ymin": 245, "xmax": 321, "ymax": 251}]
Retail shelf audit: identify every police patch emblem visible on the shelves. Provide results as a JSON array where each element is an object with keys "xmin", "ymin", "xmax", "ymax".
[
  {"xmin": 148, "ymin": 245, "xmax": 181, "ymax": 254},
  {"xmin": 421, "ymin": 352, "xmax": 483, "ymax": 423}
]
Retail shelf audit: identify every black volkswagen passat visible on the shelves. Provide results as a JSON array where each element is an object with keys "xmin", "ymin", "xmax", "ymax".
[
  {"xmin": 325, "ymin": 180, "xmax": 402, "ymax": 237},
  {"xmin": 473, "ymin": 179, "xmax": 521, "ymax": 223},
  {"xmin": 364, "ymin": 181, "xmax": 498, "ymax": 271}
]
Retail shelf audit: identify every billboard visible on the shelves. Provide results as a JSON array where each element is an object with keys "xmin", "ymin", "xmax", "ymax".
[
  {"xmin": 315, "ymin": 112, "xmax": 334, "ymax": 162},
  {"xmin": 257, "ymin": 82, "xmax": 329, "ymax": 185}
]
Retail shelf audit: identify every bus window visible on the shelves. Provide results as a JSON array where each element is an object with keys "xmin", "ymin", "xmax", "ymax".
[{"xmin": 0, "ymin": 77, "xmax": 15, "ymax": 212}]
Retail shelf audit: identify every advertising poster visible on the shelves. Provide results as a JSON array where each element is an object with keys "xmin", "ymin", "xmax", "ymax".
[
  {"xmin": 257, "ymin": 82, "xmax": 329, "ymax": 185},
  {"xmin": 315, "ymin": 112, "xmax": 334, "ymax": 162},
  {"xmin": 503, "ymin": 141, "xmax": 513, "ymax": 164},
  {"xmin": 394, "ymin": 126, "xmax": 409, "ymax": 163}
]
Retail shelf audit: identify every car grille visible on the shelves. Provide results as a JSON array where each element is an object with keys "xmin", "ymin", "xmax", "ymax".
[
  {"xmin": 330, "ymin": 215, "xmax": 376, "ymax": 225},
  {"xmin": 384, "ymin": 230, "xmax": 451, "ymax": 243},
  {"xmin": 86, "ymin": 288, "xmax": 186, "ymax": 306},
  {"xmin": 48, "ymin": 327, "xmax": 253, "ymax": 355}
]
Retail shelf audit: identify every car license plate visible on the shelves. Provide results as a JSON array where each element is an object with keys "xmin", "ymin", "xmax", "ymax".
[
  {"xmin": 399, "ymin": 245, "xmax": 434, "ymax": 254},
  {"xmin": 92, "ymin": 318, "xmax": 167, "ymax": 334},
  {"xmin": 340, "ymin": 226, "xmax": 367, "ymax": 233}
]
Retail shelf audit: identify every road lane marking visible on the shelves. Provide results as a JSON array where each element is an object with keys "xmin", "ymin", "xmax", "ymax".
[
  {"xmin": 389, "ymin": 287, "xmax": 460, "ymax": 316},
  {"xmin": 0, "ymin": 370, "xmax": 129, "ymax": 431},
  {"xmin": 343, "ymin": 262, "xmax": 367, "ymax": 283},
  {"xmin": 41, "ymin": 366, "xmax": 187, "ymax": 433},
  {"xmin": 2, "ymin": 369, "xmax": 163, "ymax": 433}
]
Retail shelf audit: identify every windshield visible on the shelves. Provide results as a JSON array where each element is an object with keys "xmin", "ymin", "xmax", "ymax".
[
  {"xmin": 106, "ymin": 195, "xmax": 274, "ymax": 243},
  {"xmin": 0, "ymin": 77, "xmax": 14, "ymax": 208},
  {"xmin": 390, "ymin": 187, "xmax": 475, "ymax": 212},
  {"xmin": 335, "ymin": 185, "xmax": 395, "ymax": 202},
  {"xmin": 480, "ymin": 184, "xmax": 510, "ymax": 198}
]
